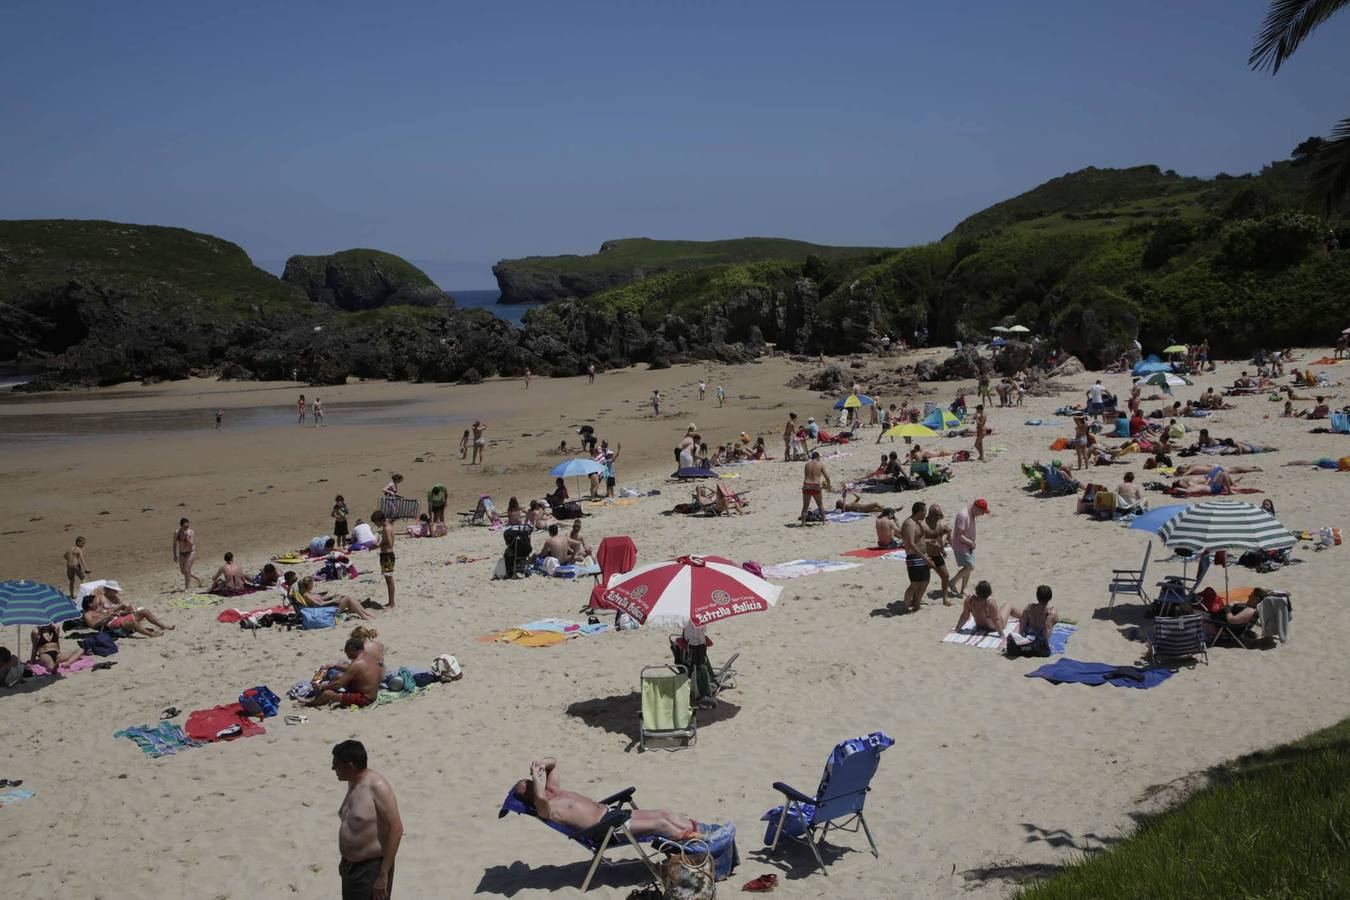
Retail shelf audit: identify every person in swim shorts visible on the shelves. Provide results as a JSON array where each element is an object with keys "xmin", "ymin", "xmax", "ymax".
[
  {"xmin": 307, "ymin": 638, "xmax": 381, "ymax": 708},
  {"xmin": 372, "ymin": 510, "xmax": 396, "ymax": 609},
  {"xmin": 900, "ymin": 501, "xmax": 929, "ymax": 612},
  {"xmin": 799, "ymin": 451, "xmax": 831, "ymax": 526}
]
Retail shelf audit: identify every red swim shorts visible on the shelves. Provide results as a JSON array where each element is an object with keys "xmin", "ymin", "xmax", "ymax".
[{"xmin": 340, "ymin": 692, "xmax": 372, "ymax": 708}]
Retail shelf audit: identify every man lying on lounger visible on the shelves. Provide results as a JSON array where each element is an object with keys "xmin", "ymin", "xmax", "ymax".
[{"xmin": 512, "ymin": 758, "xmax": 706, "ymax": 841}]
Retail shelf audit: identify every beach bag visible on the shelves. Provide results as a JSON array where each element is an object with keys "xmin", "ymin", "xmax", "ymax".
[
  {"xmin": 660, "ymin": 840, "xmax": 715, "ymax": 899},
  {"xmin": 80, "ymin": 631, "xmax": 119, "ymax": 657},
  {"xmin": 239, "ymin": 685, "xmax": 280, "ymax": 718},
  {"xmin": 431, "ymin": 653, "xmax": 463, "ymax": 681},
  {"xmin": 300, "ymin": 606, "xmax": 338, "ymax": 629}
]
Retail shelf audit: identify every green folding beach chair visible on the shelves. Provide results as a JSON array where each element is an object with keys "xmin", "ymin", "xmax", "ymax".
[{"xmin": 639, "ymin": 664, "xmax": 696, "ymax": 751}]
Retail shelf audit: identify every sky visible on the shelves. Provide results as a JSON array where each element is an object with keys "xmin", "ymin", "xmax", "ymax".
[{"xmin": 2, "ymin": 1, "xmax": 1348, "ymax": 289}]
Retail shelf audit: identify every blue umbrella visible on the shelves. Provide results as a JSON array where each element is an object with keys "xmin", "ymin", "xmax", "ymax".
[
  {"xmin": 1129, "ymin": 504, "xmax": 1187, "ymax": 534},
  {"xmin": 1132, "ymin": 360, "xmax": 1172, "ymax": 376},
  {"xmin": 832, "ymin": 394, "xmax": 876, "ymax": 410},
  {"xmin": 549, "ymin": 458, "xmax": 604, "ymax": 478},
  {"xmin": 0, "ymin": 580, "xmax": 78, "ymax": 627}
]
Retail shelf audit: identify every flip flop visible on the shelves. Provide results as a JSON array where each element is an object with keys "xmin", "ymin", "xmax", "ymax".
[
  {"xmin": 160, "ymin": 707, "xmax": 181, "ymax": 720},
  {"xmin": 91, "ymin": 661, "xmax": 117, "ymax": 671},
  {"xmin": 742, "ymin": 873, "xmax": 778, "ymax": 892},
  {"xmin": 284, "ymin": 715, "xmax": 308, "ymax": 725}
]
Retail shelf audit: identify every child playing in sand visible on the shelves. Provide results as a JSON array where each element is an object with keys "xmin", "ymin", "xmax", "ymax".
[
  {"xmin": 459, "ymin": 429, "xmax": 470, "ymax": 459},
  {"xmin": 332, "ymin": 496, "xmax": 350, "ymax": 550},
  {"xmin": 63, "ymin": 537, "xmax": 89, "ymax": 598}
]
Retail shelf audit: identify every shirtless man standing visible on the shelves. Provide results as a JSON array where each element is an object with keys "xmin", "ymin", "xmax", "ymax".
[
  {"xmin": 782, "ymin": 412, "xmax": 798, "ymax": 462},
  {"xmin": 210, "ymin": 552, "xmax": 247, "ymax": 594},
  {"xmin": 173, "ymin": 518, "xmax": 204, "ymax": 590},
  {"xmin": 470, "ymin": 420, "xmax": 487, "ymax": 465},
  {"xmin": 973, "ymin": 404, "xmax": 988, "ymax": 463},
  {"xmin": 513, "ymin": 758, "xmax": 702, "ymax": 842},
  {"xmin": 309, "ymin": 638, "xmax": 382, "ymax": 707},
  {"xmin": 900, "ymin": 501, "xmax": 929, "ymax": 613},
  {"xmin": 64, "ymin": 536, "xmax": 90, "ymax": 598},
  {"xmin": 799, "ymin": 451, "xmax": 831, "ymax": 526},
  {"xmin": 332, "ymin": 740, "xmax": 402, "ymax": 900},
  {"xmin": 924, "ymin": 505, "xmax": 955, "ymax": 605},
  {"xmin": 372, "ymin": 510, "xmax": 396, "ymax": 609}
]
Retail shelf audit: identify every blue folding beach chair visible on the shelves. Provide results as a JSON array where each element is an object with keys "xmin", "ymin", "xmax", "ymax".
[
  {"xmin": 1042, "ymin": 464, "xmax": 1080, "ymax": 495},
  {"xmin": 761, "ymin": 731, "xmax": 894, "ymax": 876},
  {"xmin": 499, "ymin": 785, "xmax": 661, "ymax": 891},
  {"xmin": 1331, "ymin": 411, "xmax": 1350, "ymax": 435}
]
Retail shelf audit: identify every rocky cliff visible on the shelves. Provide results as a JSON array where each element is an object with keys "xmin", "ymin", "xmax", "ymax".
[{"xmin": 281, "ymin": 249, "xmax": 446, "ymax": 311}]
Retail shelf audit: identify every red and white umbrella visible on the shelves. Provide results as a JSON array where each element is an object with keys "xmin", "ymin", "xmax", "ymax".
[{"xmin": 598, "ymin": 555, "xmax": 781, "ymax": 628}]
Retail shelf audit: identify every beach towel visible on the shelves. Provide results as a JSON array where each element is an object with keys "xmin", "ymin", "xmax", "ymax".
[
  {"xmin": 169, "ymin": 593, "xmax": 231, "ymax": 610},
  {"xmin": 207, "ymin": 584, "xmax": 263, "ymax": 597},
  {"xmin": 1024, "ymin": 658, "xmax": 1173, "ymax": 689},
  {"xmin": 476, "ymin": 627, "xmax": 569, "ymax": 648},
  {"xmin": 25, "ymin": 655, "xmax": 98, "ymax": 677},
  {"xmin": 518, "ymin": 618, "xmax": 609, "ymax": 635},
  {"xmin": 824, "ymin": 511, "xmax": 870, "ymax": 524},
  {"xmin": 0, "ymin": 789, "xmax": 36, "ymax": 809},
  {"xmin": 184, "ymin": 703, "xmax": 267, "ymax": 742},
  {"xmin": 760, "ymin": 559, "xmax": 862, "ymax": 579},
  {"xmin": 368, "ymin": 683, "xmax": 434, "ymax": 708},
  {"xmin": 842, "ymin": 547, "xmax": 904, "ymax": 559},
  {"xmin": 530, "ymin": 561, "xmax": 602, "ymax": 579},
  {"xmin": 216, "ymin": 604, "xmax": 290, "ymax": 624},
  {"xmin": 1049, "ymin": 623, "xmax": 1077, "ymax": 655},
  {"xmin": 1170, "ymin": 486, "xmax": 1264, "ymax": 497},
  {"xmin": 114, "ymin": 722, "xmax": 202, "ymax": 758},
  {"xmin": 943, "ymin": 617, "xmax": 1020, "ymax": 650}
]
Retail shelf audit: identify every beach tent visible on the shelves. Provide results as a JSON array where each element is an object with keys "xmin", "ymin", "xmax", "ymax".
[
  {"xmin": 921, "ymin": 408, "xmax": 961, "ymax": 431},
  {"xmin": 1132, "ymin": 355, "xmax": 1173, "ymax": 377}
]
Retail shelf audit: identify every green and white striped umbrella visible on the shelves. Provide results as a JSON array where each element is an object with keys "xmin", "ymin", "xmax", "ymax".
[{"xmin": 1156, "ymin": 500, "xmax": 1294, "ymax": 553}]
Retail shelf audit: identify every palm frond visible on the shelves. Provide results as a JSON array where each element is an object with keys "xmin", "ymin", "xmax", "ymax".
[
  {"xmin": 1249, "ymin": 0, "xmax": 1350, "ymax": 72},
  {"xmin": 1309, "ymin": 117, "xmax": 1350, "ymax": 212}
]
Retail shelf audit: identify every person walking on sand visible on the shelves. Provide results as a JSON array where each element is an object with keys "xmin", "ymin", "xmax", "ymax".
[
  {"xmin": 952, "ymin": 499, "xmax": 989, "ymax": 597},
  {"xmin": 215, "ymin": 408, "xmax": 223, "ymax": 429},
  {"xmin": 782, "ymin": 412, "xmax": 798, "ymax": 462},
  {"xmin": 900, "ymin": 501, "xmax": 929, "ymax": 613},
  {"xmin": 372, "ymin": 510, "xmax": 396, "ymax": 609},
  {"xmin": 588, "ymin": 363, "xmax": 596, "ymax": 384},
  {"xmin": 470, "ymin": 420, "xmax": 486, "ymax": 465},
  {"xmin": 173, "ymin": 517, "xmax": 204, "ymax": 590},
  {"xmin": 524, "ymin": 367, "xmax": 532, "ymax": 389},
  {"xmin": 698, "ymin": 379, "xmax": 706, "ymax": 401},
  {"xmin": 799, "ymin": 451, "xmax": 831, "ymax": 526},
  {"xmin": 298, "ymin": 394, "xmax": 306, "ymax": 425},
  {"xmin": 63, "ymin": 536, "xmax": 90, "ymax": 598},
  {"xmin": 974, "ymin": 404, "xmax": 987, "ymax": 462},
  {"xmin": 651, "ymin": 390, "xmax": 662, "ymax": 417},
  {"xmin": 716, "ymin": 383, "xmax": 725, "ymax": 407},
  {"xmin": 313, "ymin": 397, "xmax": 325, "ymax": 426},
  {"xmin": 331, "ymin": 740, "xmax": 402, "ymax": 900}
]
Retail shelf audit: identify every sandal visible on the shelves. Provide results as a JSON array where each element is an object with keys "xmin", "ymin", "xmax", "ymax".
[
  {"xmin": 742, "ymin": 873, "xmax": 778, "ymax": 892},
  {"xmin": 91, "ymin": 661, "xmax": 117, "ymax": 671},
  {"xmin": 160, "ymin": 707, "xmax": 181, "ymax": 720}
]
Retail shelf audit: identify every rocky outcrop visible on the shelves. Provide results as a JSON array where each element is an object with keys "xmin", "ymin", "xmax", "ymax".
[
  {"xmin": 282, "ymin": 250, "xmax": 446, "ymax": 311},
  {"xmin": 923, "ymin": 346, "xmax": 993, "ymax": 381},
  {"xmin": 492, "ymin": 261, "xmax": 637, "ymax": 306}
]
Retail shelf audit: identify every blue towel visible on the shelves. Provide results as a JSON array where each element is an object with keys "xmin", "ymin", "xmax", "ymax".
[
  {"xmin": 1049, "ymin": 623, "xmax": 1077, "ymax": 655},
  {"xmin": 1024, "ymin": 658, "xmax": 1173, "ymax": 689},
  {"xmin": 114, "ymin": 722, "xmax": 202, "ymax": 757},
  {"xmin": 0, "ymin": 788, "xmax": 35, "ymax": 806}
]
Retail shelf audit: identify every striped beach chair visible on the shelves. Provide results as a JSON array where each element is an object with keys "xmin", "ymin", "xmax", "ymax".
[{"xmin": 1147, "ymin": 613, "xmax": 1208, "ymax": 665}]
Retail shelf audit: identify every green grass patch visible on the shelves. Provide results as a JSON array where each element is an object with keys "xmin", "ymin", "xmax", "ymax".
[{"xmin": 1019, "ymin": 717, "xmax": 1350, "ymax": 899}]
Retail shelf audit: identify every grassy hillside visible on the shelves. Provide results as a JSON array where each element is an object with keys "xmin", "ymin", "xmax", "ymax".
[
  {"xmin": 499, "ymin": 236, "xmax": 890, "ymax": 277},
  {"xmin": 0, "ymin": 219, "xmax": 309, "ymax": 315}
]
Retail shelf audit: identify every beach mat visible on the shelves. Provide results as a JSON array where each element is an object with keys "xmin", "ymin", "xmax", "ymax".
[
  {"xmin": 1025, "ymin": 658, "xmax": 1173, "ymax": 689},
  {"xmin": 943, "ymin": 618, "xmax": 1019, "ymax": 650},
  {"xmin": 1049, "ymin": 623, "xmax": 1077, "ymax": 655},
  {"xmin": 25, "ymin": 655, "xmax": 98, "ymax": 677},
  {"xmin": 761, "ymin": 559, "xmax": 863, "ymax": 579},
  {"xmin": 842, "ymin": 547, "xmax": 905, "ymax": 559},
  {"xmin": 825, "ymin": 511, "xmax": 869, "ymax": 524},
  {"xmin": 476, "ymin": 627, "xmax": 570, "ymax": 648},
  {"xmin": 184, "ymin": 703, "xmax": 267, "ymax": 742},
  {"xmin": 114, "ymin": 722, "xmax": 202, "ymax": 758}
]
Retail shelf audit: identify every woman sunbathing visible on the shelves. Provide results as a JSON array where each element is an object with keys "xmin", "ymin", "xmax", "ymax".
[
  {"xmin": 290, "ymin": 576, "xmax": 374, "ymax": 621},
  {"xmin": 836, "ymin": 491, "xmax": 888, "ymax": 514},
  {"xmin": 30, "ymin": 623, "xmax": 83, "ymax": 672}
]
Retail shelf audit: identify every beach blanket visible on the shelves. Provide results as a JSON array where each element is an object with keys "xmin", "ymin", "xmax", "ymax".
[
  {"xmin": 761, "ymin": 559, "xmax": 862, "ymax": 579},
  {"xmin": 184, "ymin": 703, "xmax": 267, "ymax": 742},
  {"xmin": 25, "ymin": 655, "xmax": 98, "ymax": 677},
  {"xmin": 367, "ymin": 683, "xmax": 434, "ymax": 709},
  {"xmin": 842, "ymin": 547, "xmax": 904, "ymax": 559},
  {"xmin": 518, "ymin": 618, "xmax": 609, "ymax": 635},
  {"xmin": 216, "ymin": 605, "xmax": 290, "ymax": 624},
  {"xmin": 1170, "ymin": 486, "xmax": 1264, "ymax": 497},
  {"xmin": 529, "ymin": 561, "xmax": 602, "ymax": 579},
  {"xmin": 170, "ymin": 593, "xmax": 230, "ymax": 610},
  {"xmin": 943, "ymin": 618, "xmax": 1020, "ymax": 650},
  {"xmin": 825, "ymin": 511, "xmax": 870, "ymax": 524},
  {"xmin": 207, "ymin": 584, "xmax": 263, "ymax": 597},
  {"xmin": 1024, "ymin": 658, "xmax": 1173, "ymax": 689},
  {"xmin": 476, "ymin": 627, "xmax": 569, "ymax": 648},
  {"xmin": 114, "ymin": 722, "xmax": 202, "ymax": 758},
  {"xmin": 0, "ymin": 789, "xmax": 36, "ymax": 809}
]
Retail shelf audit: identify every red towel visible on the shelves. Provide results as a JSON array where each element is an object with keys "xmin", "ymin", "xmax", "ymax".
[
  {"xmin": 590, "ymin": 536, "xmax": 638, "ymax": 609},
  {"xmin": 184, "ymin": 703, "xmax": 267, "ymax": 742},
  {"xmin": 217, "ymin": 605, "xmax": 290, "ymax": 624},
  {"xmin": 842, "ymin": 547, "xmax": 902, "ymax": 559}
]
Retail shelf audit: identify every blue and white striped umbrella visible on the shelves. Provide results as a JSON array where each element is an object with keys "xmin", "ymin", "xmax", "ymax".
[
  {"xmin": 1156, "ymin": 500, "xmax": 1294, "ymax": 553},
  {"xmin": 548, "ymin": 458, "xmax": 605, "ymax": 478},
  {"xmin": 0, "ymin": 580, "xmax": 80, "ymax": 626}
]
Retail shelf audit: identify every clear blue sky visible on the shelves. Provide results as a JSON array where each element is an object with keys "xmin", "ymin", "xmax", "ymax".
[{"xmin": 2, "ymin": 1, "xmax": 1347, "ymax": 288}]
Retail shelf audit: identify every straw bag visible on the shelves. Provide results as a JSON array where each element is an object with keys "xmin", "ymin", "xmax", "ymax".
[{"xmin": 660, "ymin": 840, "xmax": 715, "ymax": 899}]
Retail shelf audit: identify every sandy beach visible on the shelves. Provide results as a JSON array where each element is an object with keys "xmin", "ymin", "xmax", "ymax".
[{"xmin": 2, "ymin": 349, "xmax": 1348, "ymax": 899}]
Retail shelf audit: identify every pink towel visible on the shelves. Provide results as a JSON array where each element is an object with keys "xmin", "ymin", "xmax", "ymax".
[{"xmin": 26, "ymin": 655, "xmax": 98, "ymax": 676}]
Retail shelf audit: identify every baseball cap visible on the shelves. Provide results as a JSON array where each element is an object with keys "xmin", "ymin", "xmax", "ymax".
[{"xmin": 974, "ymin": 499, "xmax": 991, "ymax": 513}]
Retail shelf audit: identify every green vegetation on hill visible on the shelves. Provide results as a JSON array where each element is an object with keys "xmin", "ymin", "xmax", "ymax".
[
  {"xmin": 1019, "ymin": 716, "xmax": 1350, "ymax": 899},
  {"xmin": 576, "ymin": 260, "xmax": 803, "ymax": 323},
  {"xmin": 502, "ymin": 236, "xmax": 888, "ymax": 276},
  {"xmin": 0, "ymin": 219, "xmax": 309, "ymax": 316},
  {"xmin": 282, "ymin": 248, "xmax": 442, "ymax": 311}
]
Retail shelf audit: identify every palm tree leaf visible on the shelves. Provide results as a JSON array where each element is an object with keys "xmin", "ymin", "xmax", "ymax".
[
  {"xmin": 1249, "ymin": 0, "xmax": 1349, "ymax": 72},
  {"xmin": 1309, "ymin": 117, "xmax": 1350, "ymax": 212}
]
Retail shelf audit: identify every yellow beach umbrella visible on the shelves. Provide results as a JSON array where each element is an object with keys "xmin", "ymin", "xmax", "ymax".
[
  {"xmin": 1163, "ymin": 344, "xmax": 1188, "ymax": 354},
  {"xmin": 883, "ymin": 423, "xmax": 938, "ymax": 439}
]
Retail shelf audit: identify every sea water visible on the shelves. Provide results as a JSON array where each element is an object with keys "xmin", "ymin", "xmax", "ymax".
[{"xmin": 451, "ymin": 289, "xmax": 542, "ymax": 328}]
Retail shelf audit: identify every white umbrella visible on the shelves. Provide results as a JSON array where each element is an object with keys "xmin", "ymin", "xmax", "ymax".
[{"xmin": 1007, "ymin": 325, "xmax": 1031, "ymax": 334}]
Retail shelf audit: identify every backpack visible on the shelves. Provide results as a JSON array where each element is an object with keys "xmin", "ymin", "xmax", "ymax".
[
  {"xmin": 239, "ymin": 685, "xmax": 280, "ymax": 718},
  {"xmin": 80, "ymin": 631, "xmax": 119, "ymax": 657}
]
